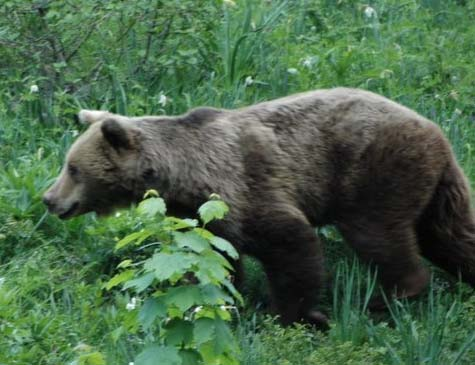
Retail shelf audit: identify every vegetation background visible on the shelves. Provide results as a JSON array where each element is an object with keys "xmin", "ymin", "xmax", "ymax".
[{"xmin": 1, "ymin": 0, "xmax": 475, "ymax": 364}]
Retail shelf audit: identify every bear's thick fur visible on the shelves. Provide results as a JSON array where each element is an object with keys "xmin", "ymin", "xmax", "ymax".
[{"xmin": 43, "ymin": 88, "xmax": 475, "ymax": 328}]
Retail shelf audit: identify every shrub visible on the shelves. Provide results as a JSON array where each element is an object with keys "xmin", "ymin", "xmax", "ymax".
[{"xmin": 106, "ymin": 191, "xmax": 242, "ymax": 365}]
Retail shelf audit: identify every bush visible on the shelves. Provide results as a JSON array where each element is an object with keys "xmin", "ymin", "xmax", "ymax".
[{"xmin": 106, "ymin": 191, "xmax": 242, "ymax": 365}]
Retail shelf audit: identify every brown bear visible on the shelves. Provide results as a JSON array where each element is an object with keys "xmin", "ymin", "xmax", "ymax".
[{"xmin": 43, "ymin": 87, "xmax": 475, "ymax": 329}]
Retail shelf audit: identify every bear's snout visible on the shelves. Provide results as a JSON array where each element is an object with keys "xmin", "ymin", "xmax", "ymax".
[
  {"xmin": 42, "ymin": 192, "xmax": 56, "ymax": 211},
  {"xmin": 42, "ymin": 166, "xmax": 84, "ymax": 218},
  {"xmin": 42, "ymin": 190, "xmax": 80, "ymax": 219}
]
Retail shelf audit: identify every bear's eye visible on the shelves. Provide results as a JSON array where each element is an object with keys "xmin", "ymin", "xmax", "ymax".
[{"xmin": 68, "ymin": 164, "xmax": 79, "ymax": 177}]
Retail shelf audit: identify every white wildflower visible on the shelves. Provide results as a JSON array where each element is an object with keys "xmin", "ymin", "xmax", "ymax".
[
  {"xmin": 126, "ymin": 297, "xmax": 137, "ymax": 311},
  {"xmin": 364, "ymin": 6, "xmax": 377, "ymax": 19},
  {"xmin": 244, "ymin": 76, "xmax": 254, "ymax": 86},
  {"xmin": 454, "ymin": 108, "xmax": 462, "ymax": 115},
  {"xmin": 129, "ymin": 362, "xmax": 135, "ymax": 365},
  {"xmin": 158, "ymin": 92, "xmax": 168, "ymax": 107},
  {"xmin": 301, "ymin": 56, "xmax": 316, "ymax": 69},
  {"xmin": 220, "ymin": 305, "xmax": 237, "ymax": 312},
  {"xmin": 287, "ymin": 68, "xmax": 299, "ymax": 75},
  {"xmin": 115, "ymin": 212, "xmax": 121, "ymax": 218},
  {"xmin": 193, "ymin": 306, "xmax": 203, "ymax": 314},
  {"xmin": 30, "ymin": 84, "xmax": 39, "ymax": 93},
  {"xmin": 71, "ymin": 130, "xmax": 79, "ymax": 138},
  {"xmin": 302, "ymin": 59, "xmax": 312, "ymax": 68},
  {"xmin": 310, "ymin": 26, "xmax": 317, "ymax": 32},
  {"xmin": 223, "ymin": 0, "xmax": 236, "ymax": 7}
]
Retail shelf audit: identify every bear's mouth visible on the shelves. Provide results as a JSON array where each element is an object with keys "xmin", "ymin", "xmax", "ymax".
[{"xmin": 59, "ymin": 201, "xmax": 79, "ymax": 219}]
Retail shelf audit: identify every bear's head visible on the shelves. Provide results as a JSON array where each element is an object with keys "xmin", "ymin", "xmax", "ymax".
[{"xmin": 43, "ymin": 110, "xmax": 143, "ymax": 219}]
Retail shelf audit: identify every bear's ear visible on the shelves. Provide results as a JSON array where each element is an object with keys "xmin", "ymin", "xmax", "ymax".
[
  {"xmin": 77, "ymin": 110, "xmax": 111, "ymax": 125},
  {"xmin": 101, "ymin": 118, "xmax": 137, "ymax": 150}
]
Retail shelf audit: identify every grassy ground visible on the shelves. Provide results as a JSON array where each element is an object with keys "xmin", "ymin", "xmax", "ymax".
[{"xmin": 2, "ymin": 0, "xmax": 475, "ymax": 363}]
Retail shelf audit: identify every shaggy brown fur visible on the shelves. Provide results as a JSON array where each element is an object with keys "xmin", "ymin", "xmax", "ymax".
[{"xmin": 43, "ymin": 88, "xmax": 475, "ymax": 328}]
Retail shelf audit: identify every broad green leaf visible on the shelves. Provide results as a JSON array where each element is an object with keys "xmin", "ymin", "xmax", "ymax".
[
  {"xmin": 77, "ymin": 352, "xmax": 106, "ymax": 365},
  {"xmin": 195, "ymin": 255, "xmax": 229, "ymax": 283},
  {"xmin": 198, "ymin": 200, "xmax": 229, "ymax": 225},
  {"xmin": 180, "ymin": 218, "xmax": 199, "ymax": 227},
  {"xmin": 209, "ymin": 236, "xmax": 239, "ymax": 259},
  {"xmin": 215, "ymin": 306, "xmax": 232, "ymax": 321},
  {"xmin": 164, "ymin": 318, "xmax": 194, "ymax": 346},
  {"xmin": 200, "ymin": 284, "xmax": 233, "ymax": 305},
  {"xmin": 200, "ymin": 343, "xmax": 239, "ymax": 365},
  {"xmin": 164, "ymin": 286, "xmax": 202, "ymax": 312},
  {"xmin": 117, "ymin": 259, "xmax": 133, "ymax": 269},
  {"xmin": 179, "ymin": 349, "xmax": 202, "ymax": 365},
  {"xmin": 168, "ymin": 306, "xmax": 183, "ymax": 319},
  {"xmin": 213, "ymin": 317, "xmax": 235, "ymax": 355},
  {"xmin": 202, "ymin": 249, "xmax": 233, "ymax": 271},
  {"xmin": 115, "ymin": 230, "xmax": 152, "ymax": 250},
  {"xmin": 139, "ymin": 298, "xmax": 167, "ymax": 330},
  {"xmin": 144, "ymin": 252, "xmax": 198, "ymax": 282},
  {"xmin": 194, "ymin": 227, "xmax": 214, "ymax": 239},
  {"xmin": 193, "ymin": 317, "xmax": 215, "ymax": 346},
  {"xmin": 138, "ymin": 197, "xmax": 167, "ymax": 217},
  {"xmin": 222, "ymin": 279, "xmax": 243, "ymax": 304},
  {"xmin": 105, "ymin": 269, "xmax": 135, "ymax": 290},
  {"xmin": 165, "ymin": 217, "xmax": 199, "ymax": 230},
  {"xmin": 193, "ymin": 306, "xmax": 217, "ymax": 320},
  {"xmin": 135, "ymin": 345, "xmax": 181, "ymax": 365},
  {"xmin": 173, "ymin": 231, "xmax": 210, "ymax": 253},
  {"xmin": 198, "ymin": 342, "xmax": 217, "ymax": 365},
  {"xmin": 123, "ymin": 272, "xmax": 155, "ymax": 292},
  {"xmin": 195, "ymin": 318, "xmax": 235, "ymax": 358}
]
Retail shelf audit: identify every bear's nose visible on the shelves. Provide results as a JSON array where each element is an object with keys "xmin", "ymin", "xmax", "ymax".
[{"xmin": 42, "ymin": 193, "xmax": 55, "ymax": 210}]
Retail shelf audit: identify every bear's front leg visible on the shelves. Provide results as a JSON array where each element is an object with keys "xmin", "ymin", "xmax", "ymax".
[{"xmin": 244, "ymin": 205, "xmax": 329, "ymax": 330}]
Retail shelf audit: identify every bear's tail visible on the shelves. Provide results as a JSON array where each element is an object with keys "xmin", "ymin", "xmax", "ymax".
[{"xmin": 417, "ymin": 158, "xmax": 475, "ymax": 286}]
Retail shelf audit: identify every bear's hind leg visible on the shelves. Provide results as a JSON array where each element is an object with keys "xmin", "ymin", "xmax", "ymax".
[
  {"xmin": 417, "ymin": 160, "xmax": 475, "ymax": 285},
  {"xmin": 338, "ymin": 219, "xmax": 430, "ymax": 301},
  {"xmin": 245, "ymin": 206, "xmax": 328, "ymax": 329}
]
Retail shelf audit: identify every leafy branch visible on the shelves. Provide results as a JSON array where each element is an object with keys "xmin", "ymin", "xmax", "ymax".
[{"xmin": 107, "ymin": 192, "xmax": 241, "ymax": 365}]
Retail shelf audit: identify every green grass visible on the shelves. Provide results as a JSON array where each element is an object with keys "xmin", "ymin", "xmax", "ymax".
[{"xmin": 2, "ymin": 0, "xmax": 475, "ymax": 363}]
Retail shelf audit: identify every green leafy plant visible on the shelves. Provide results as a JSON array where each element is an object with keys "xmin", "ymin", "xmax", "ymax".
[
  {"xmin": 107, "ymin": 191, "xmax": 242, "ymax": 365},
  {"xmin": 70, "ymin": 344, "xmax": 106, "ymax": 365}
]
